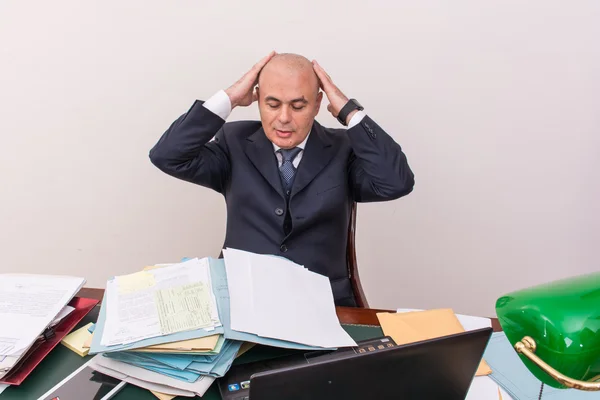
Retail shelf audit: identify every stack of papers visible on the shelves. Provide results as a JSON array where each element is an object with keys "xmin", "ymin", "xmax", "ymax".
[
  {"xmin": 101, "ymin": 258, "xmax": 221, "ymax": 347},
  {"xmin": 223, "ymin": 248, "xmax": 356, "ymax": 348},
  {"xmin": 89, "ymin": 258, "xmax": 236, "ymax": 398},
  {"xmin": 0, "ymin": 274, "xmax": 86, "ymax": 383},
  {"xmin": 89, "ymin": 250, "xmax": 355, "ymax": 398},
  {"xmin": 90, "ymin": 354, "xmax": 215, "ymax": 398}
]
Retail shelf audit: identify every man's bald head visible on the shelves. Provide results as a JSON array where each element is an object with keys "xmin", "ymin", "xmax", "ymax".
[
  {"xmin": 258, "ymin": 53, "xmax": 320, "ymax": 96},
  {"xmin": 264, "ymin": 53, "xmax": 313, "ymax": 71},
  {"xmin": 255, "ymin": 53, "xmax": 323, "ymax": 149}
]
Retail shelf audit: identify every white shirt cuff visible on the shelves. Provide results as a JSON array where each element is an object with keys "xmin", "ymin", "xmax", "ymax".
[
  {"xmin": 202, "ymin": 89, "xmax": 232, "ymax": 121},
  {"xmin": 347, "ymin": 110, "xmax": 366, "ymax": 129}
]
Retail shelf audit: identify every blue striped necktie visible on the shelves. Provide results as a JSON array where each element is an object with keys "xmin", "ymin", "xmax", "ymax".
[{"xmin": 278, "ymin": 147, "xmax": 302, "ymax": 193}]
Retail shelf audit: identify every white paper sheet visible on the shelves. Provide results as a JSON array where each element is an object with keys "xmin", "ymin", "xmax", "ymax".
[
  {"xmin": 50, "ymin": 305, "xmax": 75, "ymax": 327},
  {"xmin": 466, "ymin": 376, "xmax": 501, "ymax": 400},
  {"xmin": 396, "ymin": 308, "xmax": 492, "ymax": 331},
  {"xmin": 251, "ymin": 255, "xmax": 356, "ymax": 348},
  {"xmin": 0, "ymin": 274, "xmax": 85, "ymax": 357},
  {"xmin": 499, "ymin": 386, "xmax": 514, "ymax": 399},
  {"xmin": 223, "ymin": 248, "xmax": 256, "ymax": 334},
  {"xmin": 101, "ymin": 278, "xmax": 162, "ymax": 346},
  {"xmin": 92, "ymin": 355, "xmax": 214, "ymax": 396},
  {"xmin": 0, "ymin": 356, "xmax": 18, "ymax": 374}
]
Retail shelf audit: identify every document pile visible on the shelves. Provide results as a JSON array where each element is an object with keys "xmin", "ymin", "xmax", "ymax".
[
  {"xmin": 0, "ymin": 274, "xmax": 86, "ymax": 384},
  {"xmin": 223, "ymin": 248, "xmax": 356, "ymax": 349},
  {"xmin": 88, "ymin": 249, "xmax": 356, "ymax": 397},
  {"xmin": 88, "ymin": 258, "xmax": 233, "ymax": 397}
]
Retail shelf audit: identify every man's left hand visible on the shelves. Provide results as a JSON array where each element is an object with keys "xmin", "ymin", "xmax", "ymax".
[{"xmin": 312, "ymin": 60, "xmax": 356, "ymax": 125}]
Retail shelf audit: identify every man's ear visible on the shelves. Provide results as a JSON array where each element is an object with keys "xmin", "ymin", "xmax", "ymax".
[{"xmin": 315, "ymin": 91, "xmax": 323, "ymax": 114}]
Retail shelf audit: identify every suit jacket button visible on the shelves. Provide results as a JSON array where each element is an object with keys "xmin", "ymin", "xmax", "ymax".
[
  {"xmin": 275, "ymin": 208, "xmax": 284, "ymax": 216},
  {"xmin": 280, "ymin": 244, "xmax": 288, "ymax": 252}
]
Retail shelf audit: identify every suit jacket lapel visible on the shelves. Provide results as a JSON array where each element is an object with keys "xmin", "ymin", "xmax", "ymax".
[
  {"xmin": 244, "ymin": 127, "xmax": 284, "ymax": 198},
  {"xmin": 292, "ymin": 121, "xmax": 335, "ymax": 197}
]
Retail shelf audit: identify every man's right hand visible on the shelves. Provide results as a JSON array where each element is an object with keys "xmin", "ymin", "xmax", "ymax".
[{"xmin": 225, "ymin": 51, "xmax": 276, "ymax": 109}]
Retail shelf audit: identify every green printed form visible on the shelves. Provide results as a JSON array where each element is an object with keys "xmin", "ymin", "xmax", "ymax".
[{"xmin": 155, "ymin": 282, "xmax": 214, "ymax": 335}]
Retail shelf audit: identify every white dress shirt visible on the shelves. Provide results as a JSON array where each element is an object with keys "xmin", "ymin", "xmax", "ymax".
[{"xmin": 203, "ymin": 89, "xmax": 366, "ymax": 168}]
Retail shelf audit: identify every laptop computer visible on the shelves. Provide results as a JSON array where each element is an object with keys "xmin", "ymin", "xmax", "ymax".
[{"xmin": 219, "ymin": 327, "xmax": 492, "ymax": 400}]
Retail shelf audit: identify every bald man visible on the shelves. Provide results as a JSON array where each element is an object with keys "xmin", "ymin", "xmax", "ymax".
[{"xmin": 149, "ymin": 52, "xmax": 414, "ymax": 307}]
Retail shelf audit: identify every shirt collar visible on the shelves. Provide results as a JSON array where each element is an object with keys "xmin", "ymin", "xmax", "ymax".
[{"xmin": 272, "ymin": 128, "xmax": 311, "ymax": 153}]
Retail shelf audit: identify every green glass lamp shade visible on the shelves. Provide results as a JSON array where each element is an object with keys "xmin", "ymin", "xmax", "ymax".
[{"xmin": 496, "ymin": 272, "xmax": 600, "ymax": 389}]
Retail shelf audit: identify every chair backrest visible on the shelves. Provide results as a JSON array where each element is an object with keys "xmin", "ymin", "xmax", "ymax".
[{"xmin": 347, "ymin": 202, "xmax": 369, "ymax": 308}]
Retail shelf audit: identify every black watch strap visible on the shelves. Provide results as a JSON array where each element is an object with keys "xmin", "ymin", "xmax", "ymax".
[{"xmin": 337, "ymin": 99, "xmax": 364, "ymax": 126}]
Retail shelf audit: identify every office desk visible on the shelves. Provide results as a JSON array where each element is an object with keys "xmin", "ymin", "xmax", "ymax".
[{"xmin": 0, "ymin": 288, "xmax": 502, "ymax": 400}]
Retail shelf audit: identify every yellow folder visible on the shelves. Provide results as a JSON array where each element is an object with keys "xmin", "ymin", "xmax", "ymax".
[
  {"xmin": 82, "ymin": 331, "xmax": 219, "ymax": 354},
  {"xmin": 376, "ymin": 309, "xmax": 492, "ymax": 376},
  {"xmin": 132, "ymin": 334, "xmax": 220, "ymax": 353}
]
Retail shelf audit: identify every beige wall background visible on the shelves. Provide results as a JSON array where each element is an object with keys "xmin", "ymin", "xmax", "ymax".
[{"xmin": 1, "ymin": 0, "xmax": 598, "ymax": 316}]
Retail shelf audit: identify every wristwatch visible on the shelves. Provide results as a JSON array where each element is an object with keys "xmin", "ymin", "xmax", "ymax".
[{"xmin": 337, "ymin": 99, "xmax": 364, "ymax": 126}]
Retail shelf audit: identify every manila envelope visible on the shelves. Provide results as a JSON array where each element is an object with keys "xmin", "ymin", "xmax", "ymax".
[
  {"xmin": 150, "ymin": 391, "xmax": 176, "ymax": 400},
  {"xmin": 376, "ymin": 309, "xmax": 492, "ymax": 376}
]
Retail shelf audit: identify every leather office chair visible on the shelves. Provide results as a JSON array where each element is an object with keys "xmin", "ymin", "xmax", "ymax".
[{"xmin": 347, "ymin": 202, "xmax": 369, "ymax": 308}]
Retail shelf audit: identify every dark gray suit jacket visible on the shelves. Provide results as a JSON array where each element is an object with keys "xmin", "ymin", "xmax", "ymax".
[{"xmin": 149, "ymin": 100, "xmax": 414, "ymax": 306}]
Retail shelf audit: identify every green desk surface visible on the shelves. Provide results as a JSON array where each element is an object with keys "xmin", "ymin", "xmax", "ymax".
[{"xmin": 0, "ymin": 308, "xmax": 383, "ymax": 400}]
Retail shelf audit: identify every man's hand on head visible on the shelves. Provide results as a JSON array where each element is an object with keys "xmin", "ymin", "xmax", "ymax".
[
  {"xmin": 225, "ymin": 51, "xmax": 277, "ymax": 109},
  {"xmin": 312, "ymin": 60, "xmax": 356, "ymax": 125}
]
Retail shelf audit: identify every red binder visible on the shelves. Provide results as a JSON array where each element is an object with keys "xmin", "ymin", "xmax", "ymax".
[{"xmin": 0, "ymin": 296, "xmax": 99, "ymax": 385}]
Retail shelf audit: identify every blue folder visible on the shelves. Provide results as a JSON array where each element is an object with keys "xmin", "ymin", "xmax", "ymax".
[
  {"xmin": 130, "ymin": 352, "xmax": 195, "ymax": 371},
  {"xmin": 90, "ymin": 257, "xmax": 325, "ymax": 354},
  {"xmin": 186, "ymin": 340, "xmax": 243, "ymax": 377},
  {"xmin": 104, "ymin": 339, "xmax": 243, "ymax": 380},
  {"xmin": 103, "ymin": 352, "xmax": 202, "ymax": 382}
]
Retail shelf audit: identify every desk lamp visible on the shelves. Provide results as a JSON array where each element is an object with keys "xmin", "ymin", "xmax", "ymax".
[{"xmin": 496, "ymin": 271, "xmax": 600, "ymax": 391}]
